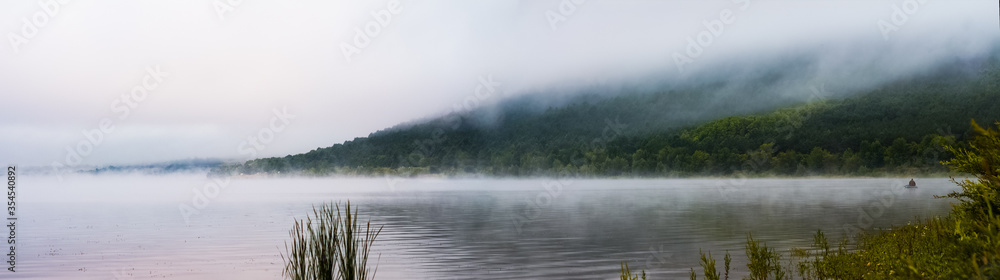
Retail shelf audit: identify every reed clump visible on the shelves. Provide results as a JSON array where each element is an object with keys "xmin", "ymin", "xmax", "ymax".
[
  {"xmin": 281, "ymin": 201, "xmax": 382, "ymax": 280},
  {"xmin": 620, "ymin": 261, "xmax": 646, "ymax": 280}
]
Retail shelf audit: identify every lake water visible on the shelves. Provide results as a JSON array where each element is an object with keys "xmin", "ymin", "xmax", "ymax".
[{"xmin": 15, "ymin": 175, "xmax": 958, "ymax": 279}]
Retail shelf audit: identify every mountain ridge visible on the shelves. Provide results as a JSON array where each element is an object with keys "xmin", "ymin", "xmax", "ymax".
[{"xmin": 215, "ymin": 52, "xmax": 1000, "ymax": 177}]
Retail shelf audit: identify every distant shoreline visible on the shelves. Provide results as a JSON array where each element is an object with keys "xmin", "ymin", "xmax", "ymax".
[{"xmin": 219, "ymin": 171, "xmax": 962, "ymax": 180}]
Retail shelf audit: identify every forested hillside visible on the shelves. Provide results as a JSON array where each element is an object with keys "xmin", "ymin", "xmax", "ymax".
[{"xmin": 215, "ymin": 56, "xmax": 1000, "ymax": 177}]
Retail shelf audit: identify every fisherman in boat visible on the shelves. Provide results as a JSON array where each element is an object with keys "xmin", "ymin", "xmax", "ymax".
[{"xmin": 908, "ymin": 178, "xmax": 916, "ymax": 187}]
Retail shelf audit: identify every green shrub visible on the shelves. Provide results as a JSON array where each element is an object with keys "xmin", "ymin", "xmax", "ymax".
[{"xmin": 744, "ymin": 233, "xmax": 788, "ymax": 280}]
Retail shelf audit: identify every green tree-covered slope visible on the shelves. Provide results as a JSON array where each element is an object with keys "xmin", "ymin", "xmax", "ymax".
[{"xmin": 217, "ymin": 56, "xmax": 1000, "ymax": 177}]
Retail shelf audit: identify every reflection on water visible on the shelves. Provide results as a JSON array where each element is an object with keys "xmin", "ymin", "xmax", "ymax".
[{"xmin": 19, "ymin": 175, "xmax": 956, "ymax": 279}]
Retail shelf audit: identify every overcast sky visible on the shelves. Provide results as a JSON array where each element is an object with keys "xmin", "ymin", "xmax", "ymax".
[{"xmin": 0, "ymin": 0, "xmax": 997, "ymax": 167}]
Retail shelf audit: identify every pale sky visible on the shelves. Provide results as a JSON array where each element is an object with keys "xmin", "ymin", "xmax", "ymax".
[{"xmin": 0, "ymin": 0, "xmax": 997, "ymax": 167}]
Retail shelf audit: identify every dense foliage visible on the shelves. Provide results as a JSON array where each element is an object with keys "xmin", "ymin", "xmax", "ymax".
[{"xmin": 216, "ymin": 57, "xmax": 1000, "ymax": 178}]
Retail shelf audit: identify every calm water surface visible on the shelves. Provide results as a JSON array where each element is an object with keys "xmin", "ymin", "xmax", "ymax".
[{"xmin": 17, "ymin": 175, "xmax": 957, "ymax": 279}]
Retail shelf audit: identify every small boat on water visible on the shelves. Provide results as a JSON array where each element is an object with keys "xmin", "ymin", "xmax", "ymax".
[{"xmin": 906, "ymin": 178, "xmax": 918, "ymax": 188}]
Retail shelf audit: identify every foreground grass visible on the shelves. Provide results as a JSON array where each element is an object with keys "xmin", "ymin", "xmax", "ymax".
[
  {"xmin": 798, "ymin": 121, "xmax": 1000, "ymax": 279},
  {"xmin": 282, "ymin": 201, "xmax": 382, "ymax": 280},
  {"xmin": 624, "ymin": 121, "xmax": 1000, "ymax": 279}
]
